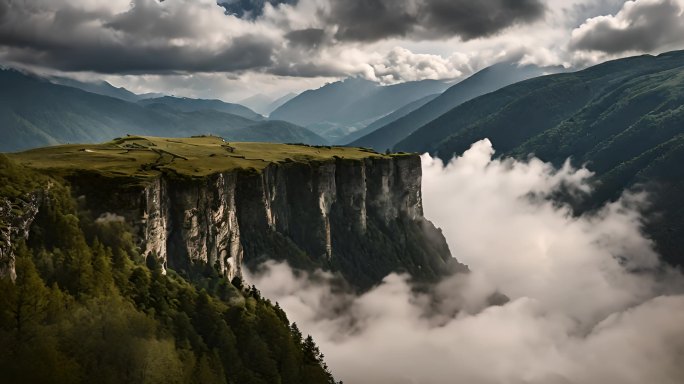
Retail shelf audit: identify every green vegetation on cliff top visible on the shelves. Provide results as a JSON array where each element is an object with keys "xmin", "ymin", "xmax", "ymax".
[{"xmin": 8, "ymin": 135, "xmax": 395, "ymax": 180}]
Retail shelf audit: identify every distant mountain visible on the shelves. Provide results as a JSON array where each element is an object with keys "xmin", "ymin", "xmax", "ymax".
[
  {"xmin": 350, "ymin": 62, "xmax": 562, "ymax": 151},
  {"xmin": 265, "ymin": 92, "xmax": 297, "ymax": 115},
  {"xmin": 270, "ymin": 78, "xmax": 374, "ymax": 127},
  {"xmin": 51, "ymin": 77, "xmax": 142, "ymax": 102},
  {"xmin": 239, "ymin": 92, "xmax": 298, "ymax": 116},
  {"xmin": 239, "ymin": 93, "xmax": 274, "ymax": 115},
  {"xmin": 137, "ymin": 92, "xmax": 166, "ymax": 100},
  {"xmin": 0, "ymin": 70, "xmax": 174, "ymax": 151},
  {"xmin": 168, "ymin": 109, "xmax": 259, "ymax": 133},
  {"xmin": 0, "ymin": 69, "xmax": 323, "ymax": 151},
  {"xmin": 226, "ymin": 120, "xmax": 328, "ymax": 145},
  {"xmin": 339, "ymin": 93, "xmax": 439, "ymax": 145},
  {"xmin": 138, "ymin": 96, "xmax": 263, "ymax": 121},
  {"xmin": 395, "ymin": 50, "xmax": 684, "ymax": 267},
  {"xmin": 269, "ymin": 78, "xmax": 450, "ymax": 141}
]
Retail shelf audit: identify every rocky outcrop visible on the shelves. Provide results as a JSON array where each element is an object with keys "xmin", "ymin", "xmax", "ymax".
[
  {"xmin": 0, "ymin": 192, "xmax": 41, "ymax": 281},
  {"xmin": 67, "ymin": 154, "xmax": 460, "ymax": 288}
]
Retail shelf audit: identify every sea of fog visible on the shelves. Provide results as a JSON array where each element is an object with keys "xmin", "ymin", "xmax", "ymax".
[{"xmin": 247, "ymin": 139, "xmax": 684, "ymax": 384}]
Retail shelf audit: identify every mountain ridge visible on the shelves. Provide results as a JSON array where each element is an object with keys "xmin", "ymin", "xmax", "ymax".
[
  {"xmin": 138, "ymin": 95, "xmax": 263, "ymax": 121},
  {"xmin": 395, "ymin": 50, "xmax": 684, "ymax": 267},
  {"xmin": 270, "ymin": 77, "xmax": 450, "ymax": 142},
  {"xmin": 350, "ymin": 61, "xmax": 564, "ymax": 151},
  {"xmin": 0, "ymin": 69, "xmax": 325, "ymax": 151},
  {"xmin": 340, "ymin": 93, "xmax": 440, "ymax": 145}
]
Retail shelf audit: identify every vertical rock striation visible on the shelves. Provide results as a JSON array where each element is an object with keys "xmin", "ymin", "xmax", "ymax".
[
  {"xmin": 61, "ymin": 154, "xmax": 459, "ymax": 288},
  {"xmin": 0, "ymin": 192, "xmax": 42, "ymax": 281}
]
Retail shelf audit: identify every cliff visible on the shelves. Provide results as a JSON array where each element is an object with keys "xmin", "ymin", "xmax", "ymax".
[
  {"xmin": 0, "ymin": 155, "xmax": 48, "ymax": 281},
  {"xmin": 0, "ymin": 193, "xmax": 41, "ymax": 280},
  {"xmin": 5, "ymin": 136, "xmax": 461, "ymax": 288}
]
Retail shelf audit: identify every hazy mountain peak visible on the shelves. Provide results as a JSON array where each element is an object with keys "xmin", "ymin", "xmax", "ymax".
[
  {"xmin": 138, "ymin": 95, "xmax": 263, "ymax": 120},
  {"xmin": 349, "ymin": 61, "xmax": 562, "ymax": 151},
  {"xmin": 270, "ymin": 76, "xmax": 450, "ymax": 140}
]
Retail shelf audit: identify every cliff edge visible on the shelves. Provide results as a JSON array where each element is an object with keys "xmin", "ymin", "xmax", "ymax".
[{"xmin": 5, "ymin": 136, "xmax": 462, "ymax": 289}]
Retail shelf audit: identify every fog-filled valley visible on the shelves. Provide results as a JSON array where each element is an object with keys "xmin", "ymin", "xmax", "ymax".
[{"xmin": 249, "ymin": 140, "xmax": 684, "ymax": 384}]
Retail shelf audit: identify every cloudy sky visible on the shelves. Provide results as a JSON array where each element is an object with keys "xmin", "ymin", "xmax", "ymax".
[{"xmin": 1, "ymin": 0, "xmax": 683, "ymax": 101}]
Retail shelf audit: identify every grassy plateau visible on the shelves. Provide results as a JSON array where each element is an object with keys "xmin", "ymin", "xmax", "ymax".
[{"xmin": 7, "ymin": 135, "xmax": 392, "ymax": 181}]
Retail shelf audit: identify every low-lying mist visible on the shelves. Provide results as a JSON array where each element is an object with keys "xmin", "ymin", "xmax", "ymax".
[{"xmin": 246, "ymin": 139, "xmax": 684, "ymax": 384}]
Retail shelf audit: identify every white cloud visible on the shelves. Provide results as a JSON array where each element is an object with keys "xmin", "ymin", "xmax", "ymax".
[
  {"xmin": 247, "ymin": 139, "xmax": 684, "ymax": 384},
  {"xmin": 3, "ymin": 0, "xmax": 683, "ymax": 100},
  {"xmin": 0, "ymin": 0, "xmax": 283, "ymax": 73},
  {"xmin": 368, "ymin": 47, "xmax": 470, "ymax": 83},
  {"xmin": 570, "ymin": 0, "xmax": 684, "ymax": 54}
]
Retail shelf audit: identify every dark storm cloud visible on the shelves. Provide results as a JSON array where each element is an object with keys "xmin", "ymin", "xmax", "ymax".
[
  {"xmin": 269, "ymin": 60, "xmax": 346, "ymax": 77},
  {"xmin": 106, "ymin": 0, "xmax": 198, "ymax": 39},
  {"xmin": 0, "ymin": 0, "xmax": 548, "ymax": 76},
  {"xmin": 0, "ymin": 0, "xmax": 276, "ymax": 74},
  {"xmin": 417, "ymin": 0, "xmax": 547, "ymax": 40},
  {"xmin": 329, "ymin": 0, "xmax": 546, "ymax": 42},
  {"xmin": 218, "ymin": 0, "xmax": 297, "ymax": 19},
  {"xmin": 571, "ymin": 0, "xmax": 684, "ymax": 54},
  {"xmin": 329, "ymin": 1, "xmax": 418, "ymax": 42},
  {"xmin": 2, "ymin": 34, "xmax": 275, "ymax": 74},
  {"xmin": 285, "ymin": 28, "xmax": 327, "ymax": 49}
]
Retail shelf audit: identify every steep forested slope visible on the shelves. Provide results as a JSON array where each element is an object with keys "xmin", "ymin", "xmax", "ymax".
[
  {"xmin": 138, "ymin": 96, "xmax": 263, "ymax": 121},
  {"xmin": 396, "ymin": 50, "xmax": 684, "ymax": 266},
  {"xmin": 351, "ymin": 62, "xmax": 560, "ymax": 151},
  {"xmin": 340, "ymin": 93, "xmax": 439, "ymax": 145},
  {"xmin": 0, "ymin": 154, "xmax": 338, "ymax": 384}
]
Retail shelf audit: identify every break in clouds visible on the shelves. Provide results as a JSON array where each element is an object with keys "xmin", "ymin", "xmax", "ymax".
[{"xmin": 247, "ymin": 139, "xmax": 684, "ymax": 384}]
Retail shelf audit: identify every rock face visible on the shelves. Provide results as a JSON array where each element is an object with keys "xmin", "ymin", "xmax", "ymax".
[
  {"xmin": 65, "ymin": 154, "xmax": 459, "ymax": 288},
  {"xmin": 0, "ymin": 192, "xmax": 41, "ymax": 281}
]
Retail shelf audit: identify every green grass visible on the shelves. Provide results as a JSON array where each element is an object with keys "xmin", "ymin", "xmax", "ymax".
[{"xmin": 7, "ymin": 135, "xmax": 392, "ymax": 181}]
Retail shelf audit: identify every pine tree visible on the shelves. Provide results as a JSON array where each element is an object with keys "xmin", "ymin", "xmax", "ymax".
[
  {"xmin": 92, "ymin": 238, "xmax": 116, "ymax": 295},
  {"xmin": 5, "ymin": 245, "xmax": 49, "ymax": 339}
]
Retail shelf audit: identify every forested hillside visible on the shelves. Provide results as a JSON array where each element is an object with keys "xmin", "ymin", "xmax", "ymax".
[
  {"xmin": 0, "ymin": 70, "xmax": 325, "ymax": 152},
  {"xmin": 351, "ymin": 62, "xmax": 560, "ymax": 151},
  {"xmin": 0, "ymin": 155, "xmax": 338, "ymax": 384},
  {"xmin": 396, "ymin": 50, "xmax": 684, "ymax": 267}
]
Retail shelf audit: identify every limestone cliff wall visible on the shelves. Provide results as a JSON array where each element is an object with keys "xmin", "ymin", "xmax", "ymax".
[
  {"xmin": 65, "ymin": 154, "xmax": 458, "ymax": 288},
  {"xmin": 0, "ymin": 192, "xmax": 41, "ymax": 281}
]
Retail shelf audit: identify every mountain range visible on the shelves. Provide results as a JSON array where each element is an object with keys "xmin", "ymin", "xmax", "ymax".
[
  {"xmin": 50, "ymin": 76, "xmax": 152, "ymax": 102},
  {"xmin": 138, "ymin": 96, "xmax": 264, "ymax": 121},
  {"xmin": 340, "ymin": 93, "xmax": 440, "ymax": 145},
  {"xmin": 239, "ymin": 92, "xmax": 298, "ymax": 116},
  {"xmin": 394, "ymin": 50, "xmax": 684, "ymax": 267},
  {"xmin": 3, "ymin": 52, "xmax": 683, "ymax": 267},
  {"xmin": 270, "ymin": 77, "xmax": 451, "ymax": 142},
  {"xmin": 0, "ymin": 70, "xmax": 326, "ymax": 152},
  {"xmin": 350, "ymin": 62, "xmax": 563, "ymax": 151}
]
